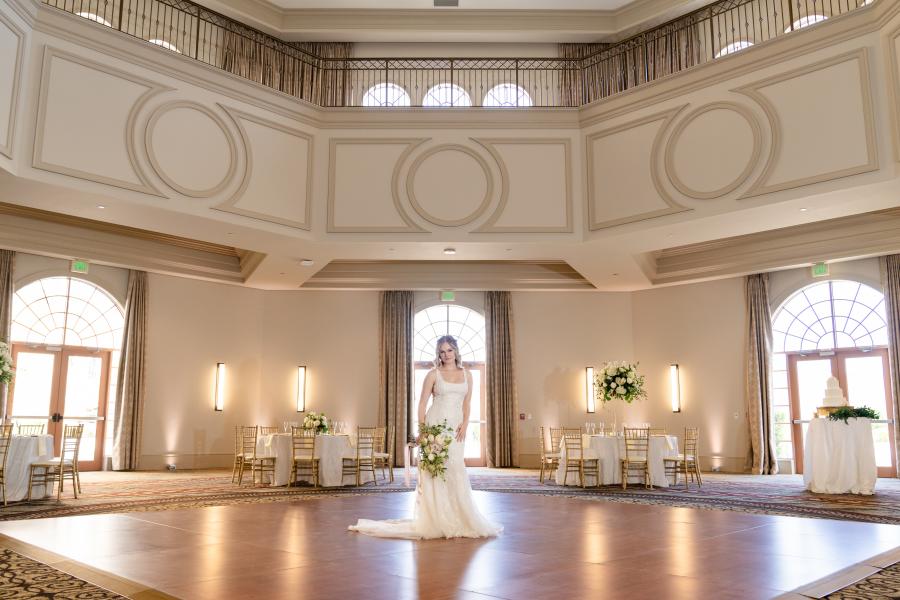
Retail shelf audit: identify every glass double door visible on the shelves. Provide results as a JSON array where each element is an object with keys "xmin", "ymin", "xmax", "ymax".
[
  {"xmin": 6, "ymin": 345, "xmax": 110, "ymax": 471},
  {"xmin": 788, "ymin": 349, "xmax": 896, "ymax": 477}
]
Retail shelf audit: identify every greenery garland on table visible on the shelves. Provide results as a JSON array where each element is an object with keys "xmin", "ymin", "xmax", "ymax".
[{"xmin": 827, "ymin": 406, "xmax": 880, "ymax": 423}]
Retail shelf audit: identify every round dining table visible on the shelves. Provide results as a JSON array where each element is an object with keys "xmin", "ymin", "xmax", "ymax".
[
  {"xmin": 256, "ymin": 433, "xmax": 374, "ymax": 487},
  {"xmin": 555, "ymin": 434, "xmax": 679, "ymax": 488}
]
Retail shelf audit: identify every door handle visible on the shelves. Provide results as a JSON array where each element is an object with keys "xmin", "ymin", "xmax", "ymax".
[{"xmin": 50, "ymin": 413, "xmax": 62, "ymax": 423}]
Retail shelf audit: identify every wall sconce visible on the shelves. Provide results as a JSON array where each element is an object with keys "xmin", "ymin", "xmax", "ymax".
[
  {"xmin": 296, "ymin": 365, "xmax": 307, "ymax": 412},
  {"xmin": 670, "ymin": 363, "xmax": 681, "ymax": 413},
  {"xmin": 585, "ymin": 367, "xmax": 596, "ymax": 413},
  {"xmin": 214, "ymin": 362, "xmax": 226, "ymax": 411}
]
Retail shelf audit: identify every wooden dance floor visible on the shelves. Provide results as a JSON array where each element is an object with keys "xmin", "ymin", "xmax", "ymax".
[{"xmin": 0, "ymin": 490, "xmax": 897, "ymax": 599}]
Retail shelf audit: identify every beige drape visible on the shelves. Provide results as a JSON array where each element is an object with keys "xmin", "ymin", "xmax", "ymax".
[
  {"xmin": 485, "ymin": 291, "xmax": 518, "ymax": 468},
  {"xmin": 0, "ymin": 250, "xmax": 13, "ymax": 423},
  {"xmin": 379, "ymin": 291, "xmax": 413, "ymax": 466},
  {"xmin": 880, "ymin": 255, "xmax": 900, "ymax": 477},
  {"xmin": 557, "ymin": 43, "xmax": 608, "ymax": 107},
  {"xmin": 745, "ymin": 273, "xmax": 778, "ymax": 474},
  {"xmin": 112, "ymin": 271, "xmax": 148, "ymax": 471}
]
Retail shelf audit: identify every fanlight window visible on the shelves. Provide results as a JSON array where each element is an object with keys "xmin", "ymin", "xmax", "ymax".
[
  {"xmin": 771, "ymin": 280, "xmax": 887, "ymax": 352},
  {"xmin": 787, "ymin": 14, "xmax": 827, "ymax": 32},
  {"xmin": 76, "ymin": 11, "xmax": 112, "ymax": 27},
  {"xmin": 482, "ymin": 84, "xmax": 533, "ymax": 107},
  {"xmin": 715, "ymin": 40, "xmax": 754, "ymax": 58},
  {"xmin": 362, "ymin": 83, "xmax": 411, "ymax": 107},
  {"xmin": 422, "ymin": 84, "xmax": 472, "ymax": 107},
  {"xmin": 10, "ymin": 277, "xmax": 124, "ymax": 349},
  {"xmin": 149, "ymin": 39, "xmax": 182, "ymax": 54},
  {"xmin": 413, "ymin": 305, "xmax": 485, "ymax": 363}
]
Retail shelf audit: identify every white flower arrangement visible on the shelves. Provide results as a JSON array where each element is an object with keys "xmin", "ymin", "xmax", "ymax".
[
  {"xmin": 417, "ymin": 421, "xmax": 454, "ymax": 480},
  {"xmin": 0, "ymin": 342, "xmax": 13, "ymax": 385},
  {"xmin": 302, "ymin": 411, "xmax": 329, "ymax": 434},
  {"xmin": 594, "ymin": 361, "xmax": 646, "ymax": 405}
]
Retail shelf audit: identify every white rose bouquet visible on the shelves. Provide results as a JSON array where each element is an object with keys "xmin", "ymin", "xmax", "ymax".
[
  {"xmin": 0, "ymin": 342, "xmax": 13, "ymax": 385},
  {"xmin": 416, "ymin": 420, "xmax": 454, "ymax": 480},
  {"xmin": 302, "ymin": 411, "xmax": 329, "ymax": 434},
  {"xmin": 594, "ymin": 361, "xmax": 646, "ymax": 405}
]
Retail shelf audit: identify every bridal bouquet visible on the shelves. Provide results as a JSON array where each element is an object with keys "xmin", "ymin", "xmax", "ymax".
[
  {"xmin": 595, "ymin": 361, "xmax": 646, "ymax": 404},
  {"xmin": 0, "ymin": 342, "xmax": 13, "ymax": 385},
  {"xmin": 302, "ymin": 412, "xmax": 329, "ymax": 434},
  {"xmin": 417, "ymin": 421, "xmax": 454, "ymax": 480}
]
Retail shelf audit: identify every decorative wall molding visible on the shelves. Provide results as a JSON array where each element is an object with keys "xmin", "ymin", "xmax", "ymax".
[
  {"xmin": 472, "ymin": 138, "xmax": 573, "ymax": 233},
  {"xmin": 404, "ymin": 143, "xmax": 494, "ymax": 228},
  {"xmin": 33, "ymin": 47, "xmax": 170, "ymax": 197},
  {"xmin": 663, "ymin": 102, "xmax": 762, "ymax": 200},
  {"xmin": 586, "ymin": 105, "xmax": 690, "ymax": 230},
  {"xmin": 0, "ymin": 10, "xmax": 25, "ymax": 160},
  {"xmin": 887, "ymin": 22, "xmax": 900, "ymax": 163},
  {"xmin": 327, "ymin": 137, "xmax": 429, "ymax": 233},
  {"xmin": 733, "ymin": 48, "xmax": 878, "ymax": 198},
  {"xmin": 217, "ymin": 106, "xmax": 314, "ymax": 230},
  {"xmin": 144, "ymin": 100, "xmax": 240, "ymax": 198}
]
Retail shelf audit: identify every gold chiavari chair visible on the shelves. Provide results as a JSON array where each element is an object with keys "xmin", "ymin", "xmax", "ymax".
[
  {"xmin": 648, "ymin": 427, "xmax": 667, "ymax": 436},
  {"xmin": 373, "ymin": 424, "xmax": 395, "ymax": 483},
  {"xmin": 231, "ymin": 426, "xmax": 244, "ymax": 483},
  {"xmin": 0, "ymin": 424, "xmax": 13, "ymax": 505},
  {"xmin": 664, "ymin": 427, "xmax": 702, "ymax": 489},
  {"xmin": 561, "ymin": 428, "xmax": 600, "ymax": 488},
  {"xmin": 17, "ymin": 423, "xmax": 45, "ymax": 436},
  {"xmin": 290, "ymin": 426, "xmax": 319, "ymax": 487},
  {"xmin": 28, "ymin": 423, "xmax": 84, "ymax": 501},
  {"xmin": 342, "ymin": 426, "xmax": 378, "ymax": 487},
  {"xmin": 549, "ymin": 426, "xmax": 564, "ymax": 458},
  {"xmin": 538, "ymin": 426, "xmax": 561, "ymax": 484},
  {"xmin": 259, "ymin": 426, "xmax": 279, "ymax": 437},
  {"xmin": 236, "ymin": 425, "xmax": 276, "ymax": 485},
  {"xmin": 620, "ymin": 427, "xmax": 651, "ymax": 490}
]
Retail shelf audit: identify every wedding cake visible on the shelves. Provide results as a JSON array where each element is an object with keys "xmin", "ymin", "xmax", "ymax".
[{"xmin": 821, "ymin": 377, "xmax": 848, "ymax": 408}]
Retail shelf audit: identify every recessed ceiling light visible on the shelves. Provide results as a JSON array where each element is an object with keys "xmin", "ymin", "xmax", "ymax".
[
  {"xmin": 279, "ymin": 272, "xmax": 285, "ymax": 275},
  {"xmin": 96, "ymin": 205, "xmax": 105, "ymax": 209},
  {"xmin": 300, "ymin": 259, "xmax": 315, "ymax": 267},
  {"xmin": 388, "ymin": 248, "xmax": 395, "ymax": 252},
  {"xmin": 799, "ymin": 208, "xmax": 808, "ymax": 212},
  {"xmin": 505, "ymin": 248, "xmax": 512, "ymax": 252},
  {"xmin": 612, "ymin": 273, "xmax": 619, "ymax": 277},
  {"xmin": 443, "ymin": 248, "xmax": 456, "ymax": 255}
]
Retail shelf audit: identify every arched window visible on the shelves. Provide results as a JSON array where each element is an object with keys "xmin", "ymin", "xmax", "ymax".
[
  {"xmin": 76, "ymin": 12, "xmax": 113, "ymax": 27},
  {"xmin": 786, "ymin": 14, "xmax": 827, "ymax": 33},
  {"xmin": 482, "ymin": 84, "xmax": 533, "ymax": 108},
  {"xmin": 422, "ymin": 83, "xmax": 472, "ymax": 107},
  {"xmin": 412, "ymin": 304, "xmax": 486, "ymax": 464},
  {"xmin": 149, "ymin": 39, "xmax": 182, "ymax": 54},
  {"xmin": 361, "ymin": 83, "xmax": 411, "ymax": 107},
  {"xmin": 715, "ymin": 40, "xmax": 754, "ymax": 58}
]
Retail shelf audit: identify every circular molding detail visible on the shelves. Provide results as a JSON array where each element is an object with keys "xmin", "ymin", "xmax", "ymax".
[
  {"xmin": 144, "ymin": 101, "xmax": 238, "ymax": 198},
  {"xmin": 664, "ymin": 102, "xmax": 762, "ymax": 200},
  {"xmin": 405, "ymin": 144, "xmax": 494, "ymax": 227}
]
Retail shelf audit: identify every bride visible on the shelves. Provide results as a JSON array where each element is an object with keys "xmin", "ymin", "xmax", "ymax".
[{"xmin": 349, "ymin": 335, "xmax": 502, "ymax": 539}]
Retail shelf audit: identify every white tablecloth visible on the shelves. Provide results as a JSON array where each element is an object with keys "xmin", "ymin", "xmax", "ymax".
[
  {"xmin": 555, "ymin": 434, "xmax": 679, "ymax": 487},
  {"xmin": 256, "ymin": 433, "xmax": 373, "ymax": 487},
  {"xmin": 5, "ymin": 435, "xmax": 54, "ymax": 501},
  {"xmin": 803, "ymin": 417, "xmax": 877, "ymax": 495}
]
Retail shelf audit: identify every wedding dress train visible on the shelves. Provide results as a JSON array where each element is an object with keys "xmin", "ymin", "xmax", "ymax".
[{"xmin": 348, "ymin": 370, "xmax": 503, "ymax": 539}]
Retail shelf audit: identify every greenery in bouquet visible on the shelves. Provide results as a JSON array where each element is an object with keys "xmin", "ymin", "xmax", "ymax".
[
  {"xmin": 828, "ymin": 406, "xmax": 880, "ymax": 423},
  {"xmin": 594, "ymin": 361, "xmax": 646, "ymax": 404},
  {"xmin": 417, "ymin": 421, "xmax": 454, "ymax": 480},
  {"xmin": 0, "ymin": 342, "xmax": 13, "ymax": 385},
  {"xmin": 302, "ymin": 411, "xmax": 329, "ymax": 434}
]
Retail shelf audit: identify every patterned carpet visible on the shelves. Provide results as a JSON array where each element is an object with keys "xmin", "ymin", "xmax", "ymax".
[
  {"xmin": 825, "ymin": 562, "xmax": 900, "ymax": 599},
  {"xmin": 0, "ymin": 548, "xmax": 125, "ymax": 599},
  {"xmin": 0, "ymin": 468, "xmax": 898, "ymax": 525}
]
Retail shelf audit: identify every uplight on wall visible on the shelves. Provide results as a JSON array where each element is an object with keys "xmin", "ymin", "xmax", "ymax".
[
  {"xmin": 670, "ymin": 363, "xmax": 681, "ymax": 413},
  {"xmin": 585, "ymin": 367, "xmax": 596, "ymax": 413},
  {"xmin": 214, "ymin": 363, "xmax": 226, "ymax": 411},
  {"xmin": 296, "ymin": 365, "xmax": 307, "ymax": 412}
]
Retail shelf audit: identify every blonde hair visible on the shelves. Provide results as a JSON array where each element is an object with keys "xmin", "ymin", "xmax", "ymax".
[{"xmin": 434, "ymin": 335, "xmax": 463, "ymax": 369}]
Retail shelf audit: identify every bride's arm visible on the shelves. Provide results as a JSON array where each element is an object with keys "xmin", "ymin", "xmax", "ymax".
[
  {"xmin": 417, "ymin": 370, "xmax": 436, "ymax": 436},
  {"xmin": 457, "ymin": 369, "xmax": 472, "ymax": 443}
]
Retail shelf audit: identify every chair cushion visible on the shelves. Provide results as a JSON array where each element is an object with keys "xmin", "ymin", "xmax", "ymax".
[
  {"xmin": 373, "ymin": 452, "xmax": 390, "ymax": 458},
  {"xmin": 545, "ymin": 452, "xmax": 561, "ymax": 458}
]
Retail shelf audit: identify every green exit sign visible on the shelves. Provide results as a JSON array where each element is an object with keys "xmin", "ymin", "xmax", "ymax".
[
  {"xmin": 70, "ymin": 260, "xmax": 89, "ymax": 274},
  {"xmin": 811, "ymin": 262, "xmax": 829, "ymax": 277},
  {"xmin": 440, "ymin": 290, "xmax": 455, "ymax": 302}
]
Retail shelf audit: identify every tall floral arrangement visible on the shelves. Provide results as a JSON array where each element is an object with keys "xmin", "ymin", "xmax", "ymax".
[
  {"xmin": 0, "ymin": 342, "xmax": 13, "ymax": 385},
  {"xmin": 302, "ymin": 411, "xmax": 329, "ymax": 434},
  {"xmin": 594, "ymin": 361, "xmax": 646, "ymax": 404}
]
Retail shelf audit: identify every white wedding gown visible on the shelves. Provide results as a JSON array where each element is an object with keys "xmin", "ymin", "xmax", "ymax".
[{"xmin": 349, "ymin": 369, "xmax": 503, "ymax": 539}]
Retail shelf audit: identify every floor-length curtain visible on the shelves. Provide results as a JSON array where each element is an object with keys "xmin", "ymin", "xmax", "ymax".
[
  {"xmin": 112, "ymin": 270, "xmax": 148, "ymax": 471},
  {"xmin": 485, "ymin": 291, "xmax": 518, "ymax": 468},
  {"xmin": 745, "ymin": 273, "xmax": 778, "ymax": 474},
  {"xmin": 379, "ymin": 291, "xmax": 412, "ymax": 466},
  {"xmin": 0, "ymin": 250, "xmax": 13, "ymax": 423},
  {"xmin": 880, "ymin": 255, "xmax": 900, "ymax": 476}
]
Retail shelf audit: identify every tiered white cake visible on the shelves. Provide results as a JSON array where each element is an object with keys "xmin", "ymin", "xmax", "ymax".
[{"xmin": 821, "ymin": 376, "xmax": 848, "ymax": 408}]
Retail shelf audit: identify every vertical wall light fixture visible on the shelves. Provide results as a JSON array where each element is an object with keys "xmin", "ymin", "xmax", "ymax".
[
  {"xmin": 670, "ymin": 363, "xmax": 681, "ymax": 413},
  {"xmin": 214, "ymin": 362, "xmax": 226, "ymax": 411},
  {"xmin": 296, "ymin": 365, "xmax": 307, "ymax": 412},
  {"xmin": 585, "ymin": 367, "xmax": 596, "ymax": 413}
]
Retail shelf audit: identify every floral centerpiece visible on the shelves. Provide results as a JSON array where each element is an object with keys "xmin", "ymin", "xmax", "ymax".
[
  {"xmin": 594, "ymin": 361, "xmax": 646, "ymax": 405},
  {"xmin": 0, "ymin": 342, "xmax": 13, "ymax": 385},
  {"xmin": 302, "ymin": 411, "xmax": 329, "ymax": 434},
  {"xmin": 417, "ymin": 421, "xmax": 454, "ymax": 480}
]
